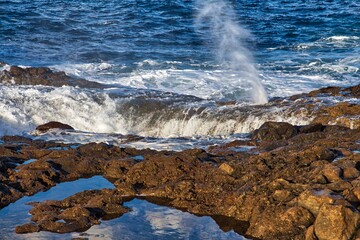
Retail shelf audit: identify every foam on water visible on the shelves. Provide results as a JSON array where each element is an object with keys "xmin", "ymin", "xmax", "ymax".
[
  {"xmin": 0, "ymin": 83, "xmax": 315, "ymax": 141},
  {"xmin": 0, "ymin": 85, "xmax": 128, "ymax": 136}
]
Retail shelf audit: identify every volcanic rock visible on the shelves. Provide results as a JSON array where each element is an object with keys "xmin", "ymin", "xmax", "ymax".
[
  {"xmin": 251, "ymin": 121, "xmax": 298, "ymax": 141},
  {"xmin": 0, "ymin": 65, "xmax": 104, "ymax": 88},
  {"xmin": 36, "ymin": 121, "xmax": 74, "ymax": 133}
]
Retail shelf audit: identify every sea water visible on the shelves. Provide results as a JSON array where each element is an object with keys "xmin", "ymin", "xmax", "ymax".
[{"xmin": 1, "ymin": 0, "xmax": 359, "ymax": 141}]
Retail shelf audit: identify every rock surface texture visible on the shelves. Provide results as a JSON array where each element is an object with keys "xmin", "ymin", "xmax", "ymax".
[{"xmin": 0, "ymin": 119, "xmax": 359, "ymax": 239}]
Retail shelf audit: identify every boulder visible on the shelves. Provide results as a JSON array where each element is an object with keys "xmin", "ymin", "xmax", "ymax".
[
  {"xmin": 251, "ymin": 122, "xmax": 298, "ymax": 141},
  {"xmin": 297, "ymin": 189, "xmax": 341, "ymax": 215},
  {"xmin": 36, "ymin": 121, "xmax": 74, "ymax": 133},
  {"xmin": 314, "ymin": 204, "xmax": 360, "ymax": 240}
]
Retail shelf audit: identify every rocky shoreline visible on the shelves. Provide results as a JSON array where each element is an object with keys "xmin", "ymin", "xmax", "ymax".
[{"xmin": 0, "ymin": 65, "xmax": 359, "ymax": 239}]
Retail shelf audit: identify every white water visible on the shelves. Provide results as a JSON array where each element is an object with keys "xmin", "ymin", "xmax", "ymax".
[
  {"xmin": 0, "ymin": 84, "xmax": 314, "ymax": 142},
  {"xmin": 195, "ymin": 0, "xmax": 268, "ymax": 104}
]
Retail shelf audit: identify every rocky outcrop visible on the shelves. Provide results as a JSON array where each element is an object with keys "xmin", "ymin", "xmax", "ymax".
[
  {"xmin": 16, "ymin": 189, "xmax": 130, "ymax": 234},
  {"xmin": 0, "ymin": 81, "xmax": 359, "ymax": 239},
  {"xmin": 0, "ymin": 120, "xmax": 359, "ymax": 239},
  {"xmin": 0, "ymin": 64, "xmax": 104, "ymax": 88}
]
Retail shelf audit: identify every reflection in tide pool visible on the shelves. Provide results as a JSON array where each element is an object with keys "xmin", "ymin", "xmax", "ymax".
[
  {"xmin": 78, "ymin": 199, "xmax": 247, "ymax": 240},
  {"xmin": 0, "ymin": 177, "xmax": 247, "ymax": 240},
  {"xmin": 0, "ymin": 176, "xmax": 114, "ymax": 240}
]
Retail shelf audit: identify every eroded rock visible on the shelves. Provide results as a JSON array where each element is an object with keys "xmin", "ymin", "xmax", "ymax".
[{"xmin": 314, "ymin": 204, "xmax": 360, "ymax": 240}]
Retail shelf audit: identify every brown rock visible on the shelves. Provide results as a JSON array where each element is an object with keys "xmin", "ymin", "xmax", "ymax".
[
  {"xmin": 305, "ymin": 225, "xmax": 317, "ymax": 240},
  {"xmin": 312, "ymin": 103, "xmax": 360, "ymax": 129},
  {"xmin": 273, "ymin": 189, "xmax": 294, "ymax": 202},
  {"xmin": 252, "ymin": 122, "xmax": 298, "ymax": 141},
  {"xmin": 322, "ymin": 164, "xmax": 342, "ymax": 182},
  {"xmin": 297, "ymin": 189, "xmax": 341, "ymax": 215},
  {"xmin": 38, "ymin": 217, "xmax": 91, "ymax": 233},
  {"xmin": 299, "ymin": 124, "xmax": 325, "ymax": 133},
  {"xmin": 343, "ymin": 167, "xmax": 360, "ymax": 179},
  {"xmin": 36, "ymin": 121, "xmax": 74, "ymax": 133},
  {"xmin": 58, "ymin": 206, "xmax": 91, "ymax": 220},
  {"xmin": 0, "ymin": 65, "xmax": 104, "ymax": 88},
  {"xmin": 247, "ymin": 206, "xmax": 313, "ymax": 240},
  {"xmin": 15, "ymin": 223, "xmax": 40, "ymax": 234},
  {"xmin": 314, "ymin": 204, "xmax": 360, "ymax": 240},
  {"xmin": 218, "ymin": 163, "xmax": 234, "ymax": 175}
]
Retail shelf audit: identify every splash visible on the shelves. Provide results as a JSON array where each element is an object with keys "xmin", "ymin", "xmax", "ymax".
[{"xmin": 195, "ymin": 0, "xmax": 268, "ymax": 104}]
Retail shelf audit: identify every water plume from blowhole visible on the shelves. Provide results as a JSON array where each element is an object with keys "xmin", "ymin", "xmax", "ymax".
[{"xmin": 195, "ymin": 0, "xmax": 268, "ymax": 104}]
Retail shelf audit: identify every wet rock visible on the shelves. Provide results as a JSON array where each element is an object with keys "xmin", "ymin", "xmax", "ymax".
[
  {"xmin": 298, "ymin": 123, "xmax": 325, "ymax": 133},
  {"xmin": 314, "ymin": 204, "xmax": 360, "ymax": 240},
  {"xmin": 0, "ymin": 65, "xmax": 104, "ymax": 88},
  {"xmin": 312, "ymin": 102, "xmax": 360, "ymax": 129},
  {"xmin": 103, "ymin": 159, "xmax": 135, "ymax": 179},
  {"xmin": 36, "ymin": 121, "xmax": 74, "ymax": 133},
  {"xmin": 58, "ymin": 206, "xmax": 92, "ymax": 220},
  {"xmin": 0, "ymin": 183, "xmax": 23, "ymax": 208},
  {"xmin": 18, "ymin": 189, "xmax": 129, "ymax": 234},
  {"xmin": 15, "ymin": 223, "xmax": 40, "ymax": 234},
  {"xmin": 252, "ymin": 121, "xmax": 298, "ymax": 141}
]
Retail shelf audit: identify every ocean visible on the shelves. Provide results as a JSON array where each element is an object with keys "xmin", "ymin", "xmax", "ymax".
[
  {"xmin": 1, "ymin": 0, "xmax": 359, "ymax": 141},
  {"xmin": 0, "ymin": 1, "xmax": 359, "ymax": 238}
]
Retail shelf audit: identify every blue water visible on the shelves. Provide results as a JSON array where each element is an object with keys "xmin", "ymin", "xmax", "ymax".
[{"xmin": 1, "ymin": 0, "xmax": 359, "ymax": 99}]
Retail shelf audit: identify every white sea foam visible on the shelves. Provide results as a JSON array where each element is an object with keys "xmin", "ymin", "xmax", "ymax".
[
  {"xmin": 323, "ymin": 36, "xmax": 360, "ymax": 42},
  {"xmin": 0, "ymin": 84, "xmax": 315, "ymax": 141},
  {"xmin": 0, "ymin": 85, "xmax": 128, "ymax": 136},
  {"xmin": 116, "ymin": 68, "xmax": 269, "ymax": 102},
  {"xmin": 295, "ymin": 35, "xmax": 360, "ymax": 50}
]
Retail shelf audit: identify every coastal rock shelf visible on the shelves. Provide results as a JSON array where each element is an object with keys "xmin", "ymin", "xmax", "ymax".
[
  {"xmin": 0, "ymin": 65, "xmax": 359, "ymax": 239},
  {"xmin": 0, "ymin": 119, "xmax": 359, "ymax": 239}
]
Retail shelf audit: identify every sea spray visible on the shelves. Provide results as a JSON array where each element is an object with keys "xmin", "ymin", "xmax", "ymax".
[{"xmin": 195, "ymin": 0, "xmax": 268, "ymax": 104}]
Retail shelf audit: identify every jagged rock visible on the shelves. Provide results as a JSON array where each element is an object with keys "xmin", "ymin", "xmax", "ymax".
[
  {"xmin": 297, "ymin": 189, "xmax": 342, "ymax": 215},
  {"xmin": 314, "ymin": 204, "xmax": 360, "ymax": 240},
  {"xmin": 246, "ymin": 206, "xmax": 314, "ymax": 240},
  {"xmin": 0, "ymin": 117, "xmax": 359, "ymax": 239},
  {"xmin": 312, "ymin": 103, "xmax": 360, "ymax": 129},
  {"xmin": 17, "ymin": 189, "xmax": 129, "ymax": 234},
  {"xmin": 322, "ymin": 164, "xmax": 342, "ymax": 182}
]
